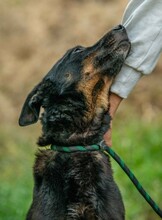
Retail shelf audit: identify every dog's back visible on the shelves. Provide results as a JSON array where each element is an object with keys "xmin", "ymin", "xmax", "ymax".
[{"xmin": 19, "ymin": 25, "xmax": 131, "ymax": 220}]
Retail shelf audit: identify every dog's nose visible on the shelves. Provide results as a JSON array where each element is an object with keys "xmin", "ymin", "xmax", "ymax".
[
  {"xmin": 111, "ymin": 24, "xmax": 129, "ymax": 44},
  {"xmin": 113, "ymin": 25, "xmax": 125, "ymax": 31}
]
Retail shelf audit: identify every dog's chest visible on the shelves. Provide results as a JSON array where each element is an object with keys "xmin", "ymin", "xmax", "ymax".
[
  {"xmin": 31, "ymin": 150, "xmax": 125, "ymax": 220},
  {"xmin": 35, "ymin": 150, "xmax": 107, "ymax": 192},
  {"xmin": 34, "ymin": 151, "xmax": 109, "ymax": 207}
]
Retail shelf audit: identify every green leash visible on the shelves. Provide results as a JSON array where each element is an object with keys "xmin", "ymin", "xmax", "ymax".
[{"xmin": 51, "ymin": 141, "xmax": 162, "ymax": 218}]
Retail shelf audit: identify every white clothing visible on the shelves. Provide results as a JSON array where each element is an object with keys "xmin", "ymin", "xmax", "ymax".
[{"xmin": 110, "ymin": 0, "xmax": 162, "ymax": 98}]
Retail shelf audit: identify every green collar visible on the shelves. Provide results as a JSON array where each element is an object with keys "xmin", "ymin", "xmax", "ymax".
[{"xmin": 51, "ymin": 144, "xmax": 100, "ymax": 153}]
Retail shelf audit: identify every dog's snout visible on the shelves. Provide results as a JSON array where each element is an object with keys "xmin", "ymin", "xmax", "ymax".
[
  {"xmin": 113, "ymin": 24, "xmax": 125, "ymax": 32},
  {"xmin": 112, "ymin": 24, "xmax": 129, "ymax": 43}
]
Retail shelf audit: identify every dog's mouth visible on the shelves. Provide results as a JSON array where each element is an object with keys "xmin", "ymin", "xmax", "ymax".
[
  {"xmin": 90, "ymin": 25, "xmax": 131, "ymax": 76},
  {"xmin": 101, "ymin": 25, "xmax": 131, "ymax": 54},
  {"xmin": 116, "ymin": 39, "xmax": 131, "ymax": 56}
]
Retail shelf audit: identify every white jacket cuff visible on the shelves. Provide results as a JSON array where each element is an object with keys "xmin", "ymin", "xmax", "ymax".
[{"xmin": 110, "ymin": 64, "xmax": 142, "ymax": 98}]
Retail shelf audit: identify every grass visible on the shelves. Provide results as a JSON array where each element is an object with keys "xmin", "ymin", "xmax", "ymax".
[
  {"xmin": 112, "ymin": 116, "xmax": 162, "ymax": 220},
  {"xmin": 0, "ymin": 117, "xmax": 162, "ymax": 220},
  {"xmin": 0, "ymin": 125, "xmax": 35, "ymax": 220}
]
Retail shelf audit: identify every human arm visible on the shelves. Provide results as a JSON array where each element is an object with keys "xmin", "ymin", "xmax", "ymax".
[
  {"xmin": 111, "ymin": 0, "xmax": 162, "ymax": 99},
  {"xmin": 104, "ymin": 0, "xmax": 162, "ymax": 146}
]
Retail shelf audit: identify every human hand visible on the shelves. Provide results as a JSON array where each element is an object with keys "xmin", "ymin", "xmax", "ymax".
[
  {"xmin": 104, "ymin": 92, "xmax": 123, "ymax": 147},
  {"xmin": 104, "ymin": 120, "xmax": 112, "ymax": 147}
]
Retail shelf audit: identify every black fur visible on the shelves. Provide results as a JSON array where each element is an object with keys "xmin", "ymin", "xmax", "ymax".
[{"xmin": 19, "ymin": 25, "xmax": 131, "ymax": 220}]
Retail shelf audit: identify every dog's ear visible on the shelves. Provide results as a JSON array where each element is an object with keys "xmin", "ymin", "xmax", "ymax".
[{"xmin": 19, "ymin": 82, "xmax": 43, "ymax": 126}]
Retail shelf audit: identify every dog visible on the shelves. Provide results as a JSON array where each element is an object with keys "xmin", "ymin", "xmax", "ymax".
[{"xmin": 19, "ymin": 24, "xmax": 130, "ymax": 220}]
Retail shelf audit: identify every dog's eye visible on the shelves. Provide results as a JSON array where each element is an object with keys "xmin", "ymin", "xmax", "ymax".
[
  {"xmin": 65, "ymin": 73, "xmax": 71, "ymax": 79},
  {"xmin": 73, "ymin": 47, "xmax": 84, "ymax": 53}
]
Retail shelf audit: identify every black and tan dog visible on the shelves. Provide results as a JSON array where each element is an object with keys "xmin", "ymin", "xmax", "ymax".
[{"xmin": 19, "ymin": 25, "xmax": 130, "ymax": 220}]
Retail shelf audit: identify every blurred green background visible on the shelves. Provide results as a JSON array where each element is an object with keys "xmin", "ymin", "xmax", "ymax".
[{"xmin": 0, "ymin": 0, "xmax": 162, "ymax": 219}]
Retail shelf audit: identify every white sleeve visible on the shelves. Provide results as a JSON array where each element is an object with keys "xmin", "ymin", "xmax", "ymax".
[{"xmin": 111, "ymin": 0, "xmax": 162, "ymax": 98}]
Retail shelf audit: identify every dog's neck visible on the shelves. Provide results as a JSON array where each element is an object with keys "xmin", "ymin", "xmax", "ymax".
[{"xmin": 38, "ymin": 91, "xmax": 111, "ymax": 147}]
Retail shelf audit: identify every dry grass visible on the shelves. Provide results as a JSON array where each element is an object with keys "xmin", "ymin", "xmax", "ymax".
[
  {"xmin": 0, "ymin": 1, "xmax": 162, "ymax": 219},
  {"xmin": 0, "ymin": 1, "xmax": 139, "ymax": 121},
  {"xmin": 1, "ymin": 0, "xmax": 162, "ymax": 126}
]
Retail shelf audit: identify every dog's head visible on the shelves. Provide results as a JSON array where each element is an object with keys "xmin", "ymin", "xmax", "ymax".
[{"xmin": 19, "ymin": 25, "xmax": 130, "ymax": 146}]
